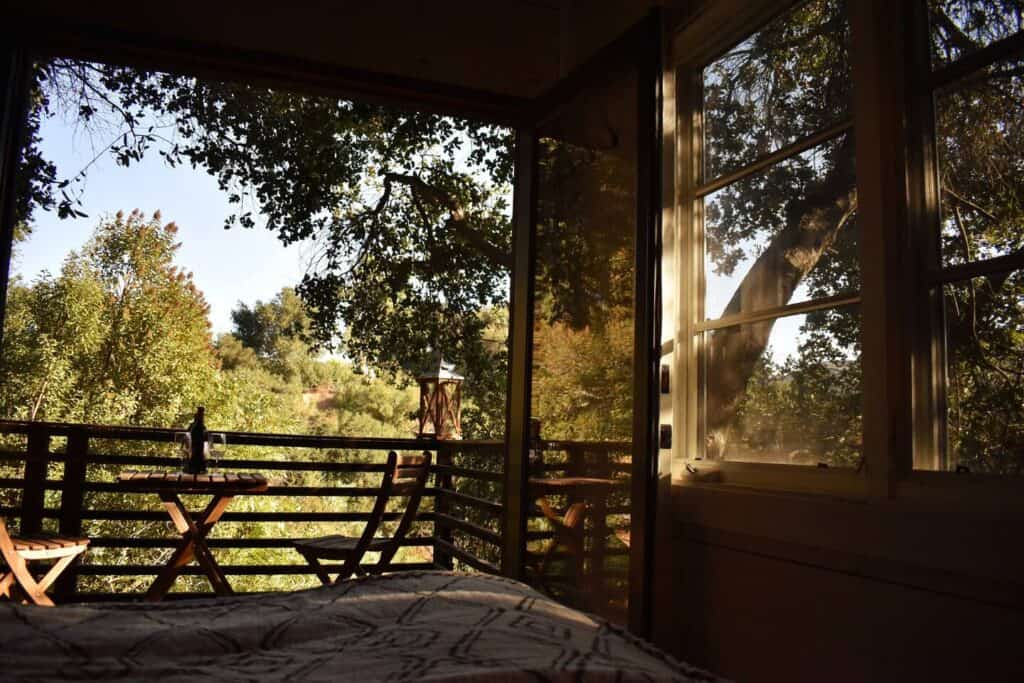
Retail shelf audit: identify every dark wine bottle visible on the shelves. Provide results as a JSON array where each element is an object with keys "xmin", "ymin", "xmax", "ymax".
[{"xmin": 186, "ymin": 406, "xmax": 207, "ymax": 474}]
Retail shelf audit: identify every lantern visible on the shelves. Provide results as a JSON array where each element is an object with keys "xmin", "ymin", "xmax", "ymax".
[{"xmin": 417, "ymin": 356, "xmax": 464, "ymax": 439}]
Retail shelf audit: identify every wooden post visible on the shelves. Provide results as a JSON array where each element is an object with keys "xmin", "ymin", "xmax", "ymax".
[
  {"xmin": 56, "ymin": 428, "xmax": 88, "ymax": 601},
  {"xmin": 20, "ymin": 425, "xmax": 49, "ymax": 535},
  {"xmin": 564, "ymin": 444, "xmax": 586, "ymax": 597},
  {"xmin": 433, "ymin": 446, "xmax": 455, "ymax": 570},
  {"xmin": 502, "ymin": 126, "xmax": 538, "ymax": 580},
  {"xmin": 0, "ymin": 49, "xmax": 31, "ymax": 350}
]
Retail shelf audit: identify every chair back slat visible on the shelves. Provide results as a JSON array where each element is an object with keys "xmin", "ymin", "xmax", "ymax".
[
  {"xmin": 392, "ymin": 453, "xmax": 430, "ymax": 493},
  {"xmin": 336, "ymin": 452, "xmax": 398, "ymax": 577},
  {"xmin": 375, "ymin": 451, "xmax": 431, "ymax": 572}
]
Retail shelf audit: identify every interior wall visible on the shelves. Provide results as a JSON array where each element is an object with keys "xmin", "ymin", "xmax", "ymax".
[
  {"xmin": 654, "ymin": 484, "xmax": 1024, "ymax": 682},
  {"xmin": 654, "ymin": 2, "xmax": 1024, "ymax": 679},
  {"xmin": 671, "ymin": 529, "xmax": 1024, "ymax": 682}
]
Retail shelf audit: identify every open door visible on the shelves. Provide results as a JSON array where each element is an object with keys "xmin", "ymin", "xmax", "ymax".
[{"xmin": 504, "ymin": 14, "xmax": 661, "ymax": 634}]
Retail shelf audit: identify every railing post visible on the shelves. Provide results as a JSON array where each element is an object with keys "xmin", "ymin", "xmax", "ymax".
[
  {"xmin": 56, "ymin": 428, "xmax": 88, "ymax": 601},
  {"xmin": 563, "ymin": 444, "xmax": 587, "ymax": 601},
  {"xmin": 20, "ymin": 425, "xmax": 49, "ymax": 535},
  {"xmin": 433, "ymin": 445, "xmax": 455, "ymax": 570},
  {"xmin": 590, "ymin": 447, "xmax": 610, "ymax": 617}
]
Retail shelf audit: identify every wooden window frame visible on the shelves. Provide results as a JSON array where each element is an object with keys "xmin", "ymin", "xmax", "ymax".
[
  {"xmin": 669, "ymin": 0, "xmax": 1024, "ymax": 511},
  {"xmin": 671, "ymin": 0, "xmax": 868, "ymax": 498},
  {"xmin": 895, "ymin": 1, "xmax": 1024, "ymax": 511}
]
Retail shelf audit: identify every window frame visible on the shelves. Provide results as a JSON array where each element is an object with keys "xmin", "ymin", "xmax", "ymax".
[
  {"xmin": 916, "ymin": 6, "xmax": 1024, "ymax": 476},
  {"xmin": 671, "ymin": 0, "xmax": 1024, "ymax": 507},
  {"xmin": 674, "ymin": 0, "xmax": 868, "ymax": 496}
]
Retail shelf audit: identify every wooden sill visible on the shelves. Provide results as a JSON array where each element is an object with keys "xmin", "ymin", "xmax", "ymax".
[{"xmin": 674, "ymin": 459, "xmax": 868, "ymax": 501}]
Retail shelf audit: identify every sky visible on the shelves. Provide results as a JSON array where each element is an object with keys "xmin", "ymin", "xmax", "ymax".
[{"xmin": 12, "ymin": 114, "xmax": 313, "ymax": 336}]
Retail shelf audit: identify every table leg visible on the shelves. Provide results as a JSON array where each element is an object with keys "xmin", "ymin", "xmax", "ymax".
[{"xmin": 145, "ymin": 493, "xmax": 234, "ymax": 601}]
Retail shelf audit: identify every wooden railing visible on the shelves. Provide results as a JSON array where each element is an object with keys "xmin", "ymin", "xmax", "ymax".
[
  {"xmin": 0, "ymin": 420, "xmax": 504, "ymax": 601},
  {"xmin": 525, "ymin": 438, "xmax": 633, "ymax": 622},
  {"xmin": 0, "ymin": 419, "xmax": 632, "ymax": 617}
]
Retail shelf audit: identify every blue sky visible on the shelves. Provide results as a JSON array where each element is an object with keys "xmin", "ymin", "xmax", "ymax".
[{"xmin": 12, "ymin": 114, "xmax": 311, "ymax": 336}]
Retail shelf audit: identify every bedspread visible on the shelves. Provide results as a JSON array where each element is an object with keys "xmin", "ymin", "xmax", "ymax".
[{"xmin": 0, "ymin": 571, "xmax": 721, "ymax": 682}]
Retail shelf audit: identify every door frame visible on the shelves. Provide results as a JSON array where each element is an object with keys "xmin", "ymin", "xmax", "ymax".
[{"xmin": 502, "ymin": 12, "xmax": 662, "ymax": 636}]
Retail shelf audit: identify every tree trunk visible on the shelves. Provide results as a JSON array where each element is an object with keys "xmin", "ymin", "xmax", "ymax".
[{"xmin": 705, "ymin": 135, "xmax": 857, "ymax": 457}]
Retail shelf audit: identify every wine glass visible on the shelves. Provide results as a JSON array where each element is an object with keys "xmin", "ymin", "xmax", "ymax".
[
  {"xmin": 174, "ymin": 432, "xmax": 191, "ymax": 472},
  {"xmin": 208, "ymin": 433, "xmax": 227, "ymax": 475}
]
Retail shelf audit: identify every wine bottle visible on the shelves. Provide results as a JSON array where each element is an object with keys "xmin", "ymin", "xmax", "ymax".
[{"xmin": 186, "ymin": 406, "xmax": 208, "ymax": 474}]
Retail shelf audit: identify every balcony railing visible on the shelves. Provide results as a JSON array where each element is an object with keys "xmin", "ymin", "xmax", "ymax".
[
  {"xmin": 0, "ymin": 420, "xmax": 505, "ymax": 601},
  {"xmin": 0, "ymin": 419, "xmax": 632, "ymax": 619}
]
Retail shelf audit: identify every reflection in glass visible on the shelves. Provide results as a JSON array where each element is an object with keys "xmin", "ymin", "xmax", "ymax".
[
  {"xmin": 529, "ymin": 66, "xmax": 637, "ymax": 624},
  {"xmin": 936, "ymin": 56, "xmax": 1024, "ymax": 266},
  {"xmin": 702, "ymin": 0, "xmax": 852, "ymax": 181},
  {"xmin": 704, "ymin": 136, "xmax": 859, "ymax": 320},
  {"xmin": 703, "ymin": 307, "xmax": 861, "ymax": 466},
  {"xmin": 942, "ymin": 273, "xmax": 1024, "ymax": 474},
  {"xmin": 929, "ymin": 1, "xmax": 1023, "ymax": 68}
]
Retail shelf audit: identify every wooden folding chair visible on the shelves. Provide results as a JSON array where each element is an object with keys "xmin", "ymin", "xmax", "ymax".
[
  {"xmin": 294, "ymin": 451, "xmax": 432, "ymax": 584},
  {"xmin": 0, "ymin": 517, "xmax": 89, "ymax": 606}
]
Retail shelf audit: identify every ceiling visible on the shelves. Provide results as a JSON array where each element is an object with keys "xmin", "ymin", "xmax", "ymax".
[{"xmin": 3, "ymin": 1, "xmax": 689, "ymax": 101}]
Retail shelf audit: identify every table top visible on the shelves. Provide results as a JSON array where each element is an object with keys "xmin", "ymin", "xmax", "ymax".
[{"xmin": 117, "ymin": 471, "xmax": 269, "ymax": 493}]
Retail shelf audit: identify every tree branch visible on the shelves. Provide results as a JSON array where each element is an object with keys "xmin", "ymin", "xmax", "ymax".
[{"xmin": 382, "ymin": 172, "xmax": 511, "ymax": 269}]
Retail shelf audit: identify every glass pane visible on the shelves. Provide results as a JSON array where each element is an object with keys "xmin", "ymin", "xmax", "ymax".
[
  {"xmin": 704, "ymin": 136, "xmax": 859, "ymax": 320},
  {"xmin": 703, "ymin": 306, "xmax": 862, "ymax": 466},
  {"xmin": 929, "ymin": 1, "xmax": 1024, "ymax": 68},
  {"xmin": 936, "ymin": 55, "xmax": 1024, "ymax": 266},
  {"xmin": 530, "ymin": 65, "xmax": 638, "ymax": 624},
  {"xmin": 940, "ymin": 272, "xmax": 1024, "ymax": 474},
  {"xmin": 702, "ymin": 0, "xmax": 852, "ymax": 182}
]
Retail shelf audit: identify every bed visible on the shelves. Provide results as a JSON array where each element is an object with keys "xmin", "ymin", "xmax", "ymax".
[{"xmin": 0, "ymin": 571, "xmax": 720, "ymax": 682}]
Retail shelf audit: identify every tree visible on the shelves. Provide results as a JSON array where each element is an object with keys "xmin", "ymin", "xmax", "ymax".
[
  {"xmin": 230, "ymin": 288, "xmax": 319, "ymax": 386},
  {"xmin": 22, "ymin": 60, "xmax": 515, "ymax": 396},
  {"xmin": 0, "ymin": 210, "xmax": 218, "ymax": 426},
  {"xmin": 11, "ymin": 1, "xmax": 1022, "ymax": 463}
]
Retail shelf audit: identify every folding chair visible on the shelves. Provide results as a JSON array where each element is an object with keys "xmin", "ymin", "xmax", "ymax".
[
  {"xmin": 294, "ymin": 451, "xmax": 432, "ymax": 584},
  {"xmin": 0, "ymin": 517, "xmax": 89, "ymax": 606}
]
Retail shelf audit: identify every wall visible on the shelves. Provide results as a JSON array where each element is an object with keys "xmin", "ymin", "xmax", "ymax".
[
  {"xmin": 671, "ymin": 522, "xmax": 1024, "ymax": 681},
  {"xmin": 654, "ymin": 1, "xmax": 1024, "ymax": 679}
]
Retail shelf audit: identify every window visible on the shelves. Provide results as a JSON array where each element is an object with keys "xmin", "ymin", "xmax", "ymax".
[
  {"xmin": 922, "ymin": 0, "xmax": 1024, "ymax": 474},
  {"xmin": 692, "ymin": 0, "xmax": 861, "ymax": 467}
]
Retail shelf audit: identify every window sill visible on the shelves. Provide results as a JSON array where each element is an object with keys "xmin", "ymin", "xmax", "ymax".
[{"xmin": 674, "ymin": 459, "xmax": 867, "ymax": 501}]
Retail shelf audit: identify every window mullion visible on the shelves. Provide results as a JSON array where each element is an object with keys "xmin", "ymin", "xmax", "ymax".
[
  {"xmin": 696, "ymin": 291, "xmax": 862, "ymax": 332},
  {"xmin": 695, "ymin": 118, "xmax": 853, "ymax": 198},
  {"xmin": 849, "ymin": 0, "xmax": 916, "ymax": 497},
  {"xmin": 930, "ymin": 251, "xmax": 1024, "ymax": 286}
]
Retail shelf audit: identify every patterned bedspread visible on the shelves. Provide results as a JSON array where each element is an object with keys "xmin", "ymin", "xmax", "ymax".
[{"xmin": 0, "ymin": 571, "xmax": 721, "ymax": 682}]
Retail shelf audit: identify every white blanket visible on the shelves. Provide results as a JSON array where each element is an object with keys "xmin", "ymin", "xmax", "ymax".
[{"xmin": 0, "ymin": 571, "xmax": 720, "ymax": 682}]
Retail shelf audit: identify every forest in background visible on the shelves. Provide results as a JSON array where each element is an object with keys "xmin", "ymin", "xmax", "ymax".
[{"xmin": 1, "ymin": 210, "xmax": 422, "ymax": 439}]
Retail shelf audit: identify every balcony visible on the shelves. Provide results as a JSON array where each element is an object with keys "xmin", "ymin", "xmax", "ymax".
[{"xmin": 0, "ymin": 419, "xmax": 632, "ymax": 621}]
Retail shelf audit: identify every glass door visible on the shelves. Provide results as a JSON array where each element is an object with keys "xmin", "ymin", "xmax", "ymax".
[{"xmin": 509, "ymin": 15, "xmax": 660, "ymax": 632}]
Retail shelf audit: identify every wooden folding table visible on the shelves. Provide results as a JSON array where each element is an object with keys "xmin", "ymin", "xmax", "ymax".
[{"xmin": 116, "ymin": 471, "xmax": 268, "ymax": 601}]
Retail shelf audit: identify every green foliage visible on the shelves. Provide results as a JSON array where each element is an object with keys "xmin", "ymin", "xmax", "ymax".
[
  {"xmin": 28, "ymin": 60, "xmax": 514, "ymax": 410},
  {"xmin": 532, "ymin": 310, "xmax": 634, "ymax": 442},
  {"xmin": 0, "ymin": 215, "xmax": 437, "ymax": 593},
  {"xmin": 1, "ymin": 210, "xmax": 217, "ymax": 426}
]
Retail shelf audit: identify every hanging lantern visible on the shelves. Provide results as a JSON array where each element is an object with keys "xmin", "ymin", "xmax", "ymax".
[{"xmin": 417, "ymin": 356, "xmax": 464, "ymax": 440}]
